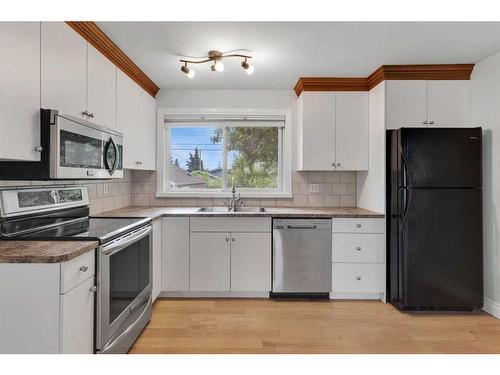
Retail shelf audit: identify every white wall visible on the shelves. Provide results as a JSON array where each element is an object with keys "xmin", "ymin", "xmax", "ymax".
[
  {"xmin": 471, "ymin": 52, "xmax": 500, "ymax": 318},
  {"xmin": 356, "ymin": 82, "xmax": 386, "ymax": 213}
]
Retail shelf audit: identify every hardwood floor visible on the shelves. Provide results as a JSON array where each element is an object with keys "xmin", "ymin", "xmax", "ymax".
[{"xmin": 129, "ymin": 298, "xmax": 500, "ymax": 354}]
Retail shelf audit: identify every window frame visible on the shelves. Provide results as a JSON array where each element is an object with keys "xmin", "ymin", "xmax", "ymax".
[{"xmin": 156, "ymin": 108, "xmax": 293, "ymax": 198}]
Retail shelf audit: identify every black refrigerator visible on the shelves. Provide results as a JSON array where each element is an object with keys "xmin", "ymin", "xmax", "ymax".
[{"xmin": 387, "ymin": 127, "xmax": 483, "ymax": 311}]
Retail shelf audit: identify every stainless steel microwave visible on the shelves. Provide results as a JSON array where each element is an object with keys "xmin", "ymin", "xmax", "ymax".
[{"xmin": 0, "ymin": 109, "xmax": 123, "ymax": 180}]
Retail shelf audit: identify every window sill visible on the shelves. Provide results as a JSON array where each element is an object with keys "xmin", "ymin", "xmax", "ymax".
[{"xmin": 156, "ymin": 191, "xmax": 293, "ymax": 199}]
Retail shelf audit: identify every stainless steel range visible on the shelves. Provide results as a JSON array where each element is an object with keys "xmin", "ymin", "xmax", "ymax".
[{"xmin": 0, "ymin": 186, "xmax": 152, "ymax": 354}]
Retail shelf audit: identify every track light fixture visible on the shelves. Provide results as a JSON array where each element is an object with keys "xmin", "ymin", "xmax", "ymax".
[{"xmin": 180, "ymin": 50, "xmax": 254, "ymax": 78}]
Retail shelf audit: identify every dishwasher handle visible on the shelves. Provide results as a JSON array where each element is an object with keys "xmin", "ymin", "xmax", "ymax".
[{"xmin": 285, "ymin": 225, "xmax": 318, "ymax": 229}]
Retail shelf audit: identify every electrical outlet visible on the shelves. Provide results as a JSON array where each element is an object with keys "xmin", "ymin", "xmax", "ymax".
[
  {"xmin": 309, "ymin": 183, "xmax": 319, "ymax": 193},
  {"xmin": 103, "ymin": 183, "xmax": 109, "ymax": 194}
]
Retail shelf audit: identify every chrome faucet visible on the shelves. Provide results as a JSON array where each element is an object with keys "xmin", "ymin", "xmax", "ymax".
[{"xmin": 230, "ymin": 176, "xmax": 243, "ymax": 211}]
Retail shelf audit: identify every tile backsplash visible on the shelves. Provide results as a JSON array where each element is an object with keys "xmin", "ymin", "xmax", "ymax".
[
  {"xmin": 131, "ymin": 170, "xmax": 356, "ymax": 208},
  {"xmin": 0, "ymin": 170, "xmax": 133, "ymax": 215}
]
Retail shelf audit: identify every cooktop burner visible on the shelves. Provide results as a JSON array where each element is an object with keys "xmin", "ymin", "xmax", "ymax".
[{"xmin": 20, "ymin": 217, "xmax": 150, "ymax": 242}]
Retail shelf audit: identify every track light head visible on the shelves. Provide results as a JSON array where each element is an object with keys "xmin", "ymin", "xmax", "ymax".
[
  {"xmin": 181, "ymin": 64, "xmax": 195, "ymax": 79},
  {"xmin": 241, "ymin": 59, "xmax": 255, "ymax": 75},
  {"xmin": 211, "ymin": 60, "xmax": 224, "ymax": 72}
]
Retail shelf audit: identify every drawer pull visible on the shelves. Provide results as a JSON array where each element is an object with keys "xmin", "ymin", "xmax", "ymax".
[
  {"xmin": 79, "ymin": 265, "xmax": 89, "ymax": 272},
  {"xmin": 356, "ymin": 246, "xmax": 361, "ymax": 251},
  {"xmin": 356, "ymin": 224, "xmax": 362, "ymax": 228},
  {"xmin": 231, "ymin": 238, "xmax": 236, "ymax": 242},
  {"xmin": 89, "ymin": 286, "xmax": 98, "ymax": 293},
  {"xmin": 225, "ymin": 237, "xmax": 230, "ymax": 242},
  {"xmin": 356, "ymin": 276, "xmax": 362, "ymax": 281}
]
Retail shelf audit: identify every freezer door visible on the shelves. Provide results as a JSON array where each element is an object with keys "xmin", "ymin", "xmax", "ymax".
[
  {"xmin": 400, "ymin": 127, "xmax": 482, "ymax": 188},
  {"xmin": 399, "ymin": 188, "xmax": 483, "ymax": 310}
]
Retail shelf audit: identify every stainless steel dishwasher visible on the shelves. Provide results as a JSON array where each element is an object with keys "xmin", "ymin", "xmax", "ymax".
[{"xmin": 272, "ymin": 218, "xmax": 332, "ymax": 298}]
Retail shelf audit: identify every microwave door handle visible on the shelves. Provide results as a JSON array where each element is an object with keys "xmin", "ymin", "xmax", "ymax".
[{"xmin": 102, "ymin": 226, "xmax": 152, "ymax": 256}]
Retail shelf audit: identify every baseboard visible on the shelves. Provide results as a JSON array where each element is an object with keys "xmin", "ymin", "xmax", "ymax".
[
  {"xmin": 483, "ymin": 297, "xmax": 500, "ymax": 319},
  {"xmin": 160, "ymin": 291, "xmax": 269, "ymax": 298},
  {"xmin": 330, "ymin": 292, "xmax": 384, "ymax": 300}
]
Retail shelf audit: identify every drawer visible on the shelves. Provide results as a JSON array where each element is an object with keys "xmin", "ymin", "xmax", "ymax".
[
  {"xmin": 332, "ymin": 233, "xmax": 384, "ymax": 263},
  {"xmin": 332, "ymin": 218, "xmax": 384, "ymax": 233},
  {"xmin": 60, "ymin": 250, "xmax": 95, "ymax": 294},
  {"xmin": 332, "ymin": 263, "xmax": 384, "ymax": 293},
  {"xmin": 190, "ymin": 217, "xmax": 271, "ymax": 232}
]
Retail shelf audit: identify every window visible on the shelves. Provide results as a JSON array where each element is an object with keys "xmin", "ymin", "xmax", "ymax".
[{"xmin": 158, "ymin": 110, "xmax": 292, "ymax": 198}]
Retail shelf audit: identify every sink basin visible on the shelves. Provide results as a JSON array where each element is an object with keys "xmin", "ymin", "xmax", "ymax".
[
  {"xmin": 196, "ymin": 207, "xmax": 231, "ymax": 212},
  {"xmin": 196, "ymin": 207, "xmax": 266, "ymax": 213},
  {"xmin": 233, "ymin": 207, "xmax": 267, "ymax": 213}
]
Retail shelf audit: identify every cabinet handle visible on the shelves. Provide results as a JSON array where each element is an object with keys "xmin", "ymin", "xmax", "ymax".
[
  {"xmin": 80, "ymin": 265, "xmax": 88, "ymax": 272},
  {"xmin": 136, "ymin": 161, "xmax": 143, "ymax": 165},
  {"xmin": 225, "ymin": 237, "xmax": 230, "ymax": 242},
  {"xmin": 231, "ymin": 238, "xmax": 236, "ymax": 242},
  {"xmin": 89, "ymin": 286, "xmax": 98, "ymax": 293},
  {"xmin": 356, "ymin": 223, "xmax": 362, "ymax": 228},
  {"xmin": 429, "ymin": 120, "xmax": 434, "ymax": 125},
  {"xmin": 331, "ymin": 163, "xmax": 336, "ymax": 167},
  {"xmin": 337, "ymin": 163, "xmax": 341, "ymax": 167},
  {"xmin": 34, "ymin": 146, "xmax": 43, "ymax": 152},
  {"xmin": 88, "ymin": 113, "xmax": 94, "ymax": 119},
  {"xmin": 422, "ymin": 120, "xmax": 428, "ymax": 125},
  {"xmin": 82, "ymin": 110, "xmax": 89, "ymax": 117},
  {"xmin": 356, "ymin": 246, "xmax": 361, "ymax": 251},
  {"xmin": 356, "ymin": 276, "xmax": 362, "ymax": 281}
]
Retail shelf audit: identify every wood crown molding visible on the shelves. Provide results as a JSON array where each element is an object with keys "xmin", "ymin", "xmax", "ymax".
[
  {"xmin": 295, "ymin": 64, "xmax": 475, "ymax": 96},
  {"xmin": 66, "ymin": 21, "xmax": 160, "ymax": 98}
]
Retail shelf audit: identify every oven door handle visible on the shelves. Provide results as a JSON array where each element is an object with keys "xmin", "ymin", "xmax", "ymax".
[{"xmin": 101, "ymin": 225, "xmax": 152, "ymax": 256}]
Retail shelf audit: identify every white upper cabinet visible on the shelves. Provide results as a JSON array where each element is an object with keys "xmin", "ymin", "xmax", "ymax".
[
  {"xmin": 116, "ymin": 69, "xmax": 139, "ymax": 169},
  {"xmin": 41, "ymin": 22, "xmax": 87, "ymax": 120},
  {"xmin": 297, "ymin": 91, "xmax": 368, "ymax": 171},
  {"xmin": 0, "ymin": 22, "xmax": 41, "ymax": 161},
  {"xmin": 386, "ymin": 80, "xmax": 471, "ymax": 129},
  {"xmin": 117, "ymin": 70, "xmax": 157, "ymax": 170},
  {"xmin": 385, "ymin": 80, "xmax": 428, "ymax": 129},
  {"xmin": 87, "ymin": 44, "xmax": 117, "ymax": 128},
  {"xmin": 297, "ymin": 92, "xmax": 335, "ymax": 171},
  {"xmin": 335, "ymin": 92, "xmax": 369, "ymax": 171},
  {"xmin": 427, "ymin": 80, "xmax": 471, "ymax": 126},
  {"xmin": 137, "ymin": 89, "xmax": 157, "ymax": 170}
]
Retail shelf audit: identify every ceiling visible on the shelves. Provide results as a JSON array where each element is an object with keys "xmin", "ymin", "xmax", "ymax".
[{"xmin": 97, "ymin": 22, "xmax": 500, "ymax": 90}]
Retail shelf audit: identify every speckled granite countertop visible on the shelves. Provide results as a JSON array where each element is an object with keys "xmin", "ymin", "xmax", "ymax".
[
  {"xmin": 96, "ymin": 206, "xmax": 384, "ymax": 219},
  {"xmin": 0, "ymin": 240, "xmax": 98, "ymax": 263}
]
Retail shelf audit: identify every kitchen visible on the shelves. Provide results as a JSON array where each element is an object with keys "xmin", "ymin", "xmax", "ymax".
[{"xmin": 2, "ymin": 9, "xmax": 500, "ymax": 366}]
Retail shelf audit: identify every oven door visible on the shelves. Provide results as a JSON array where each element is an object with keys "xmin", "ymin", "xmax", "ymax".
[
  {"xmin": 97, "ymin": 225, "xmax": 152, "ymax": 350},
  {"xmin": 50, "ymin": 113, "xmax": 123, "ymax": 179}
]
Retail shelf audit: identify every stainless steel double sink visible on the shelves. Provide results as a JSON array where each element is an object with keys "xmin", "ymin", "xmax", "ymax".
[{"xmin": 196, "ymin": 207, "xmax": 267, "ymax": 213}]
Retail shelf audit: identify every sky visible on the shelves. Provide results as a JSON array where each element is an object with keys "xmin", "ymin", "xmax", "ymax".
[{"xmin": 170, "ymin": 127, "xmax": 225, "ymax": 171}]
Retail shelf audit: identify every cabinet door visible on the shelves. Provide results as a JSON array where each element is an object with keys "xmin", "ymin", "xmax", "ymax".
[
  {"xmin": 230, "ymin": 232, "xmax": 271, "ymax": 292},
  {"xmin": 427, "ymin": 80, "xmax": 471, "ymax": 127},
  {"xmin": 190, "ymin": 232, "xmax": 230, "ymax": 291},
  {"xmin": 386, "ymin": 80, "xmax": 428, "ymax": 129},
  {"xmin": 137, "ymin": 89, "xmax": 157, "ymax": 170},
  {"xmin": 152, "ymin": 218, "xmax": 162, "ymax": 301},
  {"xmin": 162, "ymin": 217, "xmax": 190, "ymax": 291},
  {"xmin": 299, "ymin": 92, "xmax": 335, "ymax": 170},
  {"xmin": 87, "ymin": 44, "xmax": 117, "ymax": 128},
  {"xmin": 0, "ymin": 22, "xmax": 41, "ymax": 161},
  {"xmin": 60, "ymin": 276, "xmax": 94, "ymax": 354},
  {"xmin": 335, "ymin": 92, "xmax": 369, "ymax": 170},
  {"xmin": 116, "ymin": 70, "xmax": 139, "ymax": 169},
  {"xmin": 41, "ymin": 22, "xmax": 87, "ymax": 119}
]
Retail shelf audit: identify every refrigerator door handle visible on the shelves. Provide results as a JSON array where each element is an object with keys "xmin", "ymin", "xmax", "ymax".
[
  {"xmin": 400, "ymin": 188, "xmax": 412, "ymax": 229},
  {"xmin": 399, "ymin": 144, "xmax": 410, "ymax": 188}
]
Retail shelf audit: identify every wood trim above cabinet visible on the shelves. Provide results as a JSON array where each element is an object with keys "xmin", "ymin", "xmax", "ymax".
[
  {"xmin": 66, "ymin": 21, "xmax": 160, "ymax": 98},
  {"xmin": 294, "ymin": 77, "xmax": 369, "ymax": 96},
  {"xmin": 294, "ymin": 64, "xmax": 475, "ymax": 96},
  {"xmin": 366, "ymin": 64, "xmax": 475, "ymax": 90}
]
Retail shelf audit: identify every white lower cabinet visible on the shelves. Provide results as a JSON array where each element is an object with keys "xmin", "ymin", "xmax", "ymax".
[
  {"xmin": 331, "ymin": 218, "xmax": 385, "ymax": 299},
  {"xmin": 152, "ymin": 218, "xmax": 162, "ymax": 301},
  {"xmin": 162, "ymin": 217, "xmax": 190, "ymax": 291},
  {"xmin": 332, "ymin": 263, "xmax": 385, "ymax": 294},
  {"xmin": 0, "ymin": 250, "xmax": 96, "ymax": 353},
  {"xmin": 60, "ymin": 276, "xmax": 95, "ymax": 354},
  {"xmin": 230, "ymin": 232, "xmax": 271, "ymax": 292},
  {"xmin": 190, "ymin": 232, "xmax": 231, "ymax": 291}
]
